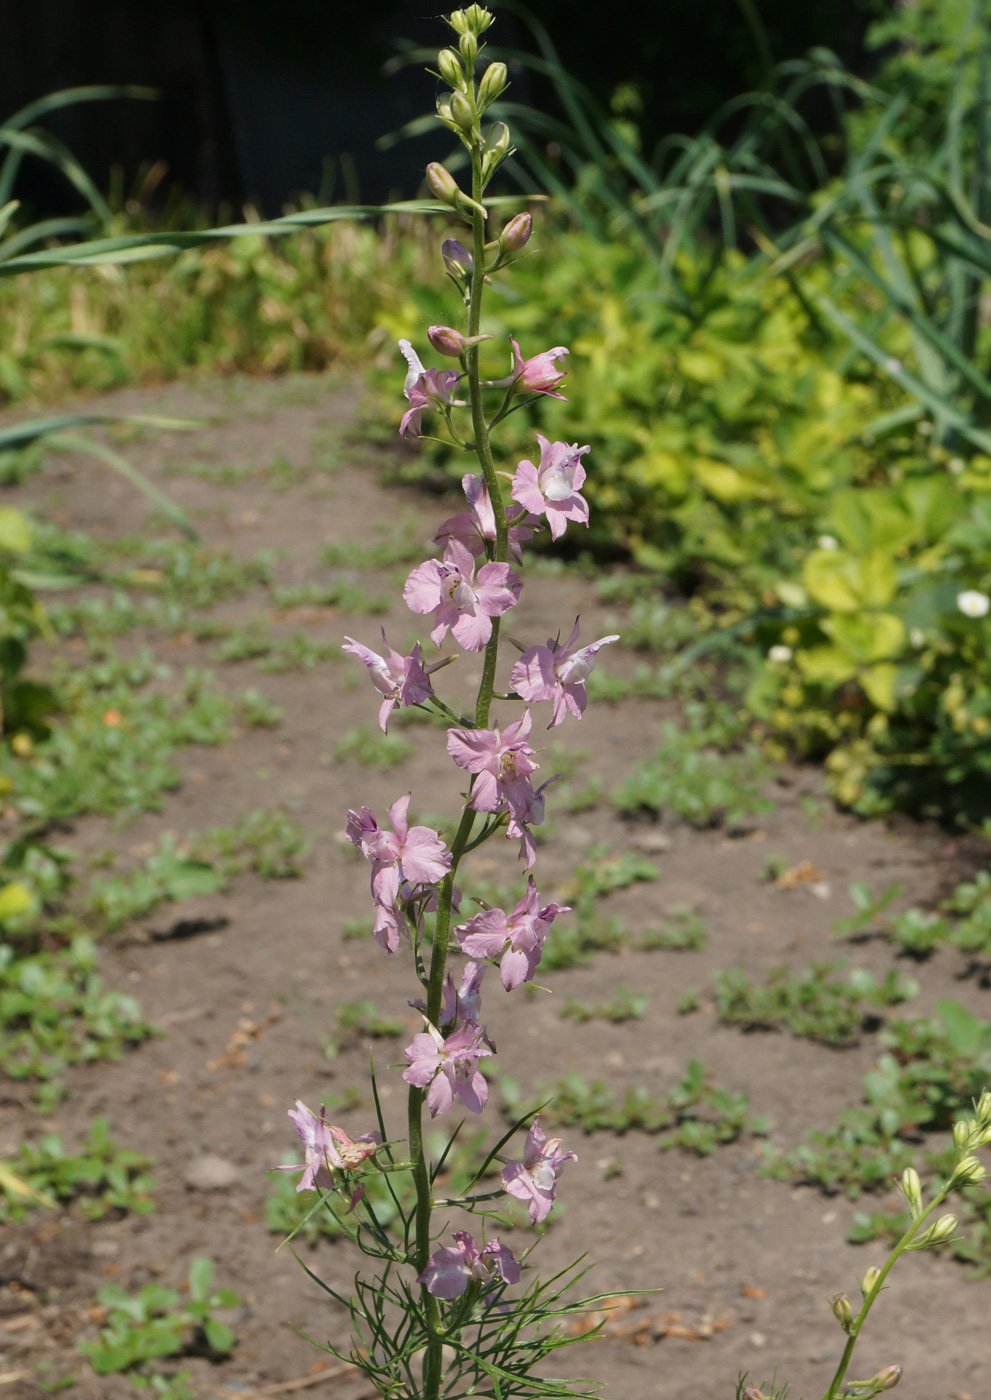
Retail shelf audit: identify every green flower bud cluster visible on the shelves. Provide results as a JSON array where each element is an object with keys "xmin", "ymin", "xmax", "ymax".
[{"xmin": 427, "ymin": 9, "xmax": 532, "ymax": 263}]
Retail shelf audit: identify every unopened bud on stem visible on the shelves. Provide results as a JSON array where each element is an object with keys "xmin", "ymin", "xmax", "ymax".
[
  {"xmin": 929, "ymin": 1213, "xmax": 958, "ymax": 1244},
  {"xmin": 860, "ymin": 1265, "xmax": 881, "ymax": 1297},
  {"xmin": 442, "ymin": 239, "xmax": 473, "ymax": 280},
  {"xmin": 501, "ymin": 211, "xmax": 532, "ymax": 252},
  {"xmin": 427, "ymin": 162, "xmax": 461, "ymax": 208},
  {"xmin": 899, "ymin": 1167, "xmax": 922, "ymax": 1216},
  {"xmin": 873, "ymin": 1364, "xmax": 902, "ymax": 1390},
  {"xmin": 448, "ymin": 4, "xmax": 493, "ymax": 37},
  {"xmin": 450, "ymin": 90, "xmax": 476, "ymax": 132},
  {"xmin": 459, "ymin": 32, "xmax": 478, "ymax": 66},
  {"xmin": 952, "ymin": 1155, "xmax": 986, "ymax": 1187},
  {"xmin": 953, "ymin": 1120, "xmax": 972, "ymax": 1152},
  {"xmin": 437, "ymin": 48, "xmax": 465, "ymax": 89},
  {"xmin": 831, "ymin": 1293, "xmax": 854, "ymax": 1329},
  {"xmin": 477, "ymin": 60, "xmax": 508, "ymax": 110}
]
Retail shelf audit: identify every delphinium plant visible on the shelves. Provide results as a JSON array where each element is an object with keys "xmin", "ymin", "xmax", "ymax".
[{"xmin": 276, "ymin": 10, "xmax": 991, "ymax": 1399}]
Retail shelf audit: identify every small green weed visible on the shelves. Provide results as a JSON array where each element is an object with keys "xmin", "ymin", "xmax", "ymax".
[
  {"xmin": 321, "ymin": 531, "xmax": 426, "ymax": 571},
  {"xmin": 559, "ymin": 986, "xmax": 648, "ymax": 1023},
  {"xmin": 78, "ymin": 1256, "xmax": 238, "ymax": 1383},
  {"xmin": 236, "ymin": 687, "xmax": 284, "ymax": 728},
  {"xmin": 3, "ymin": 665, "xmax": 235, "ymax": 821},
  {"xmin": 1, "ymin": 1117, "xmax": 154, "ymax": 1221},
  {"xmin": 256, "ymin": 633, "xmax": 340, "ymax": 672},
  {"xmin": 539, "ymin": 904, "xmax": 633, "ymax": 972},
  {"xmin": 503, "ymin": 1059, "xmax": 769, "ymax": 1155},
  {"xmin": 565, "ymin": 844, "xmax": 659, "ymax": 901},
  {"xmin": 334, "ymin": 726, "xmax": 414, "ymax": 770},
  {"xmin": 332, "ymin": 998, "xmax": 406, "ymax": 1049},
  {"xmin": 640, "ymin": 905, "xmax": 708, "ymax": 950},
  {"xmin": 713, "ymin": 962, "xmax": 917, "ymax": 1047},
  {"xmin": 831, "ymin": 880, "xmax": 904, "ymax": 938},
  {"xmin": 612, "ymin": 722, "xmax": 771, "ymax": 827},
  {"xmin": 87, "ymin": 810, "xmax": 309, "ymax": 930},
  {"xmin": 87, "ymin": 836, "xmax": 223, "ymax": 932},
  {"xmin": 272, "ymin": 578, "xmax": 389, "ymax": 613},
  {"xmin": 0, "ymin": 936, "xmax": 153, "ymax": 1104},
  {"xmin": 762, "ymin": 998, "xmax": 991, "ymax": 1196}
]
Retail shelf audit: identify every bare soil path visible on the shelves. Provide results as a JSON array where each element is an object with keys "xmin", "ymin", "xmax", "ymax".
[{"xmin": 0, "ymin": 372, "xmax": 987, "ymax": 1400}]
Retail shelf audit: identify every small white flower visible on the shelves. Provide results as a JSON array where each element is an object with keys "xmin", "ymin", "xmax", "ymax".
[
  {"xmin": 909, "ymin": 628, "xmax": 925, "ymax": 649},
  {"xmin": 884, "ymin": 356, "xmax": 903, "ymax": 376},
  {"xmin": 957, "ymin": 590, "xmax": 991, "ymax": 619},
  {"xmin": 948, "ymin": 457, "xmax": 965, "ymax": 475},
  {"xmin": 768, "ymin": 644, "xmax": 793, "ymax": 663},
  {"xmin": 817, "ymin": 534, "xmax": 839, "ymax": 551}
]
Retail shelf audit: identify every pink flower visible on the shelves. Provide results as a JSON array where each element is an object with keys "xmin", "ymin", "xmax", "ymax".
[
  {"xmin": 402, "ymin": 1018, "xmax": 493, "ymax": 1116},
  {"xmin": 410, "ymin": 959, "xmax": 487, "ymax": 1029},
  {"xmin": 345, "ymin": 796, "xmax": 451, "ymax": 952},
  {"xmin": 447, "ymin": 711, "xmax": 554, "ymax": 869},
  {"xmin": 398, "ymin": 340, "xmax": 460, "ymax": 438},
  {"xmin": 274, "ymin": 1101, "xmax": 380, "ymax": 1192},
  {"xmin": 510, "ymin": 434, "xmax": 590, "ymax": 541},
  {"xmin": 342, "ymin": 630, "xmax": 434, "ymax": 732},
  {"xmin": 510, "ymin": 618, "xmax": 620, "ymax": 727},
  {"xmin": 500, "ymin": 1118, "xmax": 576, "ymax": 1224},
  {"xmin": 446, "ymin": 710, "xmax": 539, "ymax": 815},
  {"xmin": 456, "ymin": 876, "xmax": 569, "ymax": 990},
  {"xmin": 417, "ymin": 1230, "xmax": 521, "ymax": 1298},
  {"xmin": 434, "ymin": 473, "xmax": 535, "ymax": 563},
  {"xmin": 509, "ymin": 337, "xmax": 569, "ymax": 399},
  {"xmin": 404, "ymin": 539, "xmax": 521, "ymax": 651}
]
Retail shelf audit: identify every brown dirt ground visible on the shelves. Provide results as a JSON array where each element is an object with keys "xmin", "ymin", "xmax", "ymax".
[{"xmin": 0, "ymin": 373, "xmax": 988, "ymax": 1400}]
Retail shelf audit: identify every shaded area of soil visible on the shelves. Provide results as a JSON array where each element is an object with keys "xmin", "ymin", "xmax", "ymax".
[{"xmin": 0, "ymin": 372, "xmax": 987, "ymax": 1400}]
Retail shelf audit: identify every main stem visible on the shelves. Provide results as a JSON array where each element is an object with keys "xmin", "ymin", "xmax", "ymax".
[{"xmin": 410, "ymin": 133, "xmax": 506, "ymax": 1400}]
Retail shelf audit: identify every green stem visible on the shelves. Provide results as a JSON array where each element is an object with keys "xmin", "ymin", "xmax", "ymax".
[
  {"xmin": 411, "ymin": 119, "xmax": 510, "ymax": 1400},
  {"xmin": 820, "ymin": 1186, "xmax": 950, "ymax": 1400}
]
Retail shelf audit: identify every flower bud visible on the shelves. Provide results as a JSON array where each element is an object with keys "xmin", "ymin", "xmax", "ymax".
[
  {"xmin": 899, "ymin": 1167, "xmax": 922, "ymax": 1216},
  {"xmin": 436, "ymin": 98, "xmax": 456, "ymax": 129},
  {"xmin": 449, "ymin": 5, "xmax": 493, "ymax": 37},
  {"xmin": 480, "ymin": 121, "xmax": 512, "ymax": 183},
  {"xmin": 977, "ymin": 1090, "xmax": 991, "ymax": 1121},
  {"xmin": 459, "ymin": 32, "xmax": 478, "ymax": 66},
  {"xmin": 450, "ymin": 90, "xmax": 476, "ymax": 132},
  {"xmin": 953, "ymin": 1119, "xmax": 972, "ymax": 1152},
  {"xmin": 860, "ymin": 1264, "xmax": 881, "ymax": 1297},
  {"xmin": 437, "ymin": 48, "xmax": 465, "ymax": 89},
  {"xmin": 426, "ymin": 163, "xmax": 462, "ymax": 209},
  {"xmin": 952, "ymin": 1155, "xmax": 986, "ymax": 1187},
  {"xmin": 873, "ymin": 1364, "xmax": 902, "ymax": 1390},
  {"xmin": 477, "ymin": 60, "xmax": 508, "ymax": 110},
  {"xmin": 427, "ymin": 325, "xmax": 468, "ymax": 357},
  {"xmin": 831, "ymin": 1293, "xmax": 854, "ymax": 1328},
  {"xmin": 501, "ymin": 211, "xmax": 532, "ymax": 252},
  {"xmin": 441, "ymin": 239, "xmax": 473, "ymax": 283},
  {"xmin": 928, "ymin": 1213, "xmax": 958, "ymax": 1244}
]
